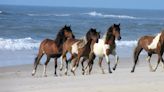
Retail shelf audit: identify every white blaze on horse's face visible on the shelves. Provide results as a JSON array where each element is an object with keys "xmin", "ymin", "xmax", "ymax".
[{"xmin": 148, "ymin": 33, "xmax": 161, "ymax": 49}]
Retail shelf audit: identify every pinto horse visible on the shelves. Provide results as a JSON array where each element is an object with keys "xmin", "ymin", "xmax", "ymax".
[
  {"xmin": 131, "ymin": 30, "xmax": 164, "ymax": 72},
  {"xmin": 84, "ymin": 24, "xmax": 121, "ymax": 74},
  {"xmin": 70, "ymin": 29, "xmax": 100, "ymax": 75},
  {"xmin": 61, "ymin": 28, "xmax": 100, "ymax": 75},
  {"xmin": 32, "ymin": 25, "xmax": 74, "ymax": 76}
]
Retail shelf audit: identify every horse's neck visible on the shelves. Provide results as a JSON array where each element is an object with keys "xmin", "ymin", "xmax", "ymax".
[
  {"xmin": 80, "ymin": 36, "xmax": 88, "ymax": 44},
  {"xmin": 54, "ymin": 37, "xmax": 66, "ymax": 47},
  {"xmin": 101, "ymin": 32, "xmax": 115, "ymax": 44}
]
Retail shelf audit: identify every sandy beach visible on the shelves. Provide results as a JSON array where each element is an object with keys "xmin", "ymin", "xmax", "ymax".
[{"xmin": 0, "ymin": 55, "xmax": 164, "ymax": 92}]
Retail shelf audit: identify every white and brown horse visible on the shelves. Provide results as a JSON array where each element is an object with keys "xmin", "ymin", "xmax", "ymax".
[
  {"xmin": 61, "ymin": 28, "xmax": 100, "ymax": 75},
  {"xmin": 32, "ymin": 25, "xmax": 74, "ymax": 76},
  {"xmin": 84, "ymin": 24, "xmax": 121, "ymax": 74},
  {"xmin": 131, "ymin": 30, "xmax": 164, "ymax": 72}
]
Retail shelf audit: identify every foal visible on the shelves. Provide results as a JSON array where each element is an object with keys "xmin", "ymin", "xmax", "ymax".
[
  {"xmin": 131, "ymin": 30, "xmax": 164, "ymax": 72},
  {"xmin": 32, "ymin": 25, "xmax": 74, "ymax": 76},
  {"xmin": 84, "ymin": 24, "xmax": 121, "ymax": 74}
]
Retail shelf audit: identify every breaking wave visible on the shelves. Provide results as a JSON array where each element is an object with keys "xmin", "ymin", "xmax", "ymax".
[
  {"xmin": 0, "ymin": 37, "xmax": 137, "ymax": 50},
  {"xmin": 84, "ymin": 11, "xmax": 139, "ymax": 19},
  {"xmin": 0, "ymin": 37, "xmax": 40, "ymax": 50}
]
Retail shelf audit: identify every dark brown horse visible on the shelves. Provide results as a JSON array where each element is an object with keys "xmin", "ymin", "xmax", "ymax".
[
  {"xmin": 84, "ymin": 24, "xmax": 121, "ymax": 75},
  {"xmin": 131, "ymin": 30, "xmax": 164, "ymax": 73},
  {"xmin": 60, "ymin": 28, "xmax": 100, "ymax": 75},
  {"xmin": 70, "ymin": 29, "xmax": 100, "ymax": 75},
  {"xmin": 32, "ymin": 25, "xmax": 74, "ymax": 76}
]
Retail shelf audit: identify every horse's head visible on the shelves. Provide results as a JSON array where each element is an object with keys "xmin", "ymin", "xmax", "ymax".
[
  {"xmin": 86, "ymin": 28, "xmax": 100, "ymax": 43},
  {"xmin": 108, "ymin": 23, "xmax": 121, "ymax": 40},
  {"xmin": 62, "ymin": 25, "xmax": 75, "ymax": 39}
]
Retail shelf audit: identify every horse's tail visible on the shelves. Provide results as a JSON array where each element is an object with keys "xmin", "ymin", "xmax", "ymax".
[
  {"xmin": 34, "ymin": 56, "xmax": 38, "ymax": 65},
  {"xmin": 131, "ymin": 43, "xmax": 143, "ymax": 73},
  {"xmin": 133, "ymin": 45, "xmax": 143, "ymax": 65}
]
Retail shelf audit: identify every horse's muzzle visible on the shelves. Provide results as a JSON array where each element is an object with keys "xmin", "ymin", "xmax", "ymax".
[{"xmin": 118, "ymin": 36, "xmax": 121, "ymax": 40}]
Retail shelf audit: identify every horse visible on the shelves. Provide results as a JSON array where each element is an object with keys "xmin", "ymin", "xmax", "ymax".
[
  {"xmin": 131, "ymin": 30, "xmax": 164, "ymax": 73},
  {"xmin": 60, "ymin": 28, "xmax": 100, "ymax": 75},
  {"xmin": 84, "ymin": 24, "xmax": 121, "ymax": 74},
  {"xmin": 70, "ymin": 29, "xmax": 100, "ymax": 75},
  {"xmin": 31, "ymin": 25, "xmax": 74, "ymax": 77}
]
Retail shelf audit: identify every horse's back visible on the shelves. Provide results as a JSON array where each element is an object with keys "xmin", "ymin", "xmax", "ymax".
[
  {"xmin": 39, "ymin": 39, "xmax": 59, "ymax": 54},
  {"xmin": 63, "ymin": 38, "xmax": 79, "ymax": 51},
  {"xmin": 137, "ymin": 36, "xmax": 154, "ymax": 50}
]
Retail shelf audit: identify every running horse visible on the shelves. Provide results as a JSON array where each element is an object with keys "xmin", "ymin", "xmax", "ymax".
[
  {"xmin": 84, "ymin": 24, "xmax": 121, "ymax": 74},
  {"xmin": 131, "ymin": 30, "xmax": 164, "ymax": 72},
  {"xmin": 32, "ymin": 25, "xmax": 74, "ymax": 76},
  {"xmin": 60, "ymin": 28, "xmax": 100, "ymax": 75}
]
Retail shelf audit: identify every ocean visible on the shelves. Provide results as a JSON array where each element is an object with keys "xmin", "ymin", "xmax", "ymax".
[{"xmin": 0, "ymin": 5, "xmax": 164, "ymax": 67}]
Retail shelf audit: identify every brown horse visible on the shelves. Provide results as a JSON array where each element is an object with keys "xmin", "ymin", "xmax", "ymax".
[
  {"xmin": 84, "ymin": 24, "xmax": 121, "ymax": 74},
  {"xmin": 70, "ymin": 29, "xmax": 100, "ymax": 75},
  {"xmin": 32, "ymin": 25, "xmax": 74, "ymax": 76},
  {"xmin": 60, "ymin": 28, "xmax": 100, "ymax": 75},
  {"xmin": 131, "ymin": 30, "xmax": 164, "ymax": 73}
]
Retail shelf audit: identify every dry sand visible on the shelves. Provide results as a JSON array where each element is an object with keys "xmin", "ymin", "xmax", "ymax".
[{"xmin": 0, "ymin": 55, "xmax": 164, "ymax": 92}]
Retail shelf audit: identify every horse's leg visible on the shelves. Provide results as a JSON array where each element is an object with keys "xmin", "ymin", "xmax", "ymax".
[
  {"xmin": 105, "ymin": 54, "xmax": 112, "ymax": 73},
  {"xmin": 98, "ymin": 57, "xmax": 105, "ymax": 74},
  {"xmin": 60, "ymin": 50, "xmax": 67, "ymax": 71},
  {"xmin": 153, "ymin": 52, "xmax": 163, "ymax": 72},
  {"xmin": 146, "ymin": 53, "xmax": 153, "ymax": 71},
  {"xmin": 131, "ymin": 45, "xmax": 143, "ymax": 73},
  {"xmin": 54, "ymin": 58, "xmax": 58, "ymax": 76},
  {"xmin": 42, "ymin": 56, "xmax": 50, "ymax": 77},
  {"xmin": 64, "ymin": 59, "xmax": 69, "ymax": 75},
  {"xmin": 71, "ymin": 55, "xmax": 80, "ymax": 76},
  {"xmin": 112, "ymin": 50, "xmax": 119, "ymax": 71},
  {"xmin": 161, "ymin": 52, "xmax": 164, "ymax": 71},
  {"xmin": 81, "ymin": 57, "xmax": 87, "ymax": 75},
  {"xmin": 32, "ymin": 52, "xmax": 44, "ymax": 76},
  {"xmin": 88, "ymin": 53, "xmax": 95, "ymax": 75}
]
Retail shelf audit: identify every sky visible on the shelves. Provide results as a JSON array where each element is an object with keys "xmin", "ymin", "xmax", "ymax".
[{"xmin": 0, "ymin": 0, "xmax": 164, "ymax": 10}]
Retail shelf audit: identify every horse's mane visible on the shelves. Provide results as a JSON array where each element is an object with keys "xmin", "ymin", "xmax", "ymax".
[
  {"xmin": 86, "ymin": 28, "xmax": 97, "ymax": 40},
  {"xmin": 102, "ymin": 26, "xmax": 113, "ymax": 40},
  {"xmin": 54, "ymin": 27, "xmax": 67, "ymax": 47},
  {"xmin": 80, "ymin": 36, "xmax": 88, "ymax": 45}
]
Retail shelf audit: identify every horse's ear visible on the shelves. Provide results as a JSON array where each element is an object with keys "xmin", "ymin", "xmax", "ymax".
[
  {"xmin": 118, "ymin": 23, "xmax": 120, "ymax": 26},
  {"xmin": 69, "ymin": 25, "xmax": 71, "ymax": 28},
  {"xmin": 113, "ymin": 24, "xmax": 116, "ymax": 27},
  {"xmin": 64, "ymin": 25, "xmax": 67, "ymax": 28}
]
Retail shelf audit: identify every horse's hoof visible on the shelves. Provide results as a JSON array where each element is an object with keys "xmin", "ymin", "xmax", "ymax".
[
  {"xmin": 71, "ymin": 70, "xmax": 75, "ymax": 76},
  {"xmin": 109, "ymin": 71, "xmax": 112, "ymax": 74},
  {"xmin": 60, "ymin": 68, "xmax": 62, "ymax": 71},
  {"xmin": 32, "ymin": 73, "xmax": 35, "ymax": 76},
  {"xmin": 102, "ymin": 71, "xmax": 105, "ymax": 74},
  {"xmin": 54, "ymin": 74, "xmax": 58, "ymax": 77},
  {"xmin": 151, "ymin": 70, "xmax": 156, "ymax": 72},
  {"xmin": 113, "ymin": 67, "xmax": 116, "ymax": 71},
  {"xmin": 131, "ymin": 70, "xmax": 134, "ymax": 73},
  {"xmin": 82, "ymin": 72, "xmax": 85, "ymax": 75},
  {"xmin": 64, "ymin": 72, "xmax": 67, "ymax": 75}
]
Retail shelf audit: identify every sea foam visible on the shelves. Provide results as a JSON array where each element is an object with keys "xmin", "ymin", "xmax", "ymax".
[{"xmin": 0, "ymin": 37, "xmax": 40, "ymax": 50}]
